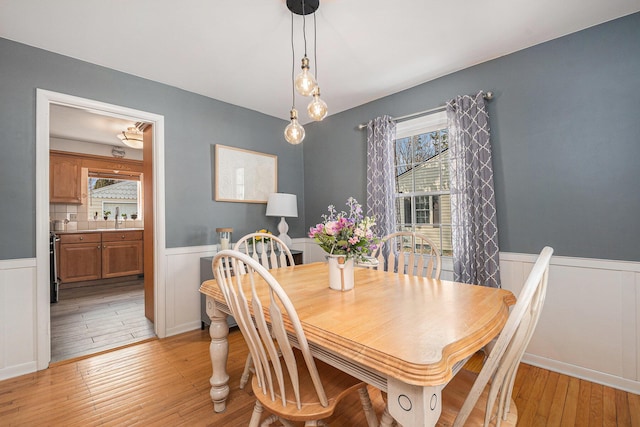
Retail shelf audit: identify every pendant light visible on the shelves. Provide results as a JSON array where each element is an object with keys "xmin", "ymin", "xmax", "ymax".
[
  {"xmin": 307, "ymin": 87, "xmax": 328, "ymax": 121},
  {"xmin": 284, "ymin": 0, "xmax": 327, "ymax": 142},
  {"xmin": 306, "ymin": 12, "xmax": 328, "ymax": 121},
  {"xmin": 284, "ymin": 9, "xmax": 305, "ymax": 144},
  {"xmin": 295, "ymin": 56, "xmax": 317, "ymax": 97},
  {"xmin": 291, "ymin": 0, "xmax": 318, "ymax": 98},
  {"xmin": 284, "ymin": 108, "xmax": 305, "ymax": 144}
]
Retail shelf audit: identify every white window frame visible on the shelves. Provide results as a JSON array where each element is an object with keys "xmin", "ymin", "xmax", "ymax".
[{"xmin": 394, "ymin": 111, "xmax": 451, "ymax": 255}]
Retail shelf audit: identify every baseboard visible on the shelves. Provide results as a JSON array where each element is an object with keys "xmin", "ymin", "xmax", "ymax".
[
  {"xmin": 0, "ymin": 361, "xmax": 38, "ymax": 381},
  {"xmin": 522, "ymin": 353, "xmax": 640, "ymax": 394},
  {"xmin": 165, "ymin": 321, "xmax": 202, "ymax": 338}
]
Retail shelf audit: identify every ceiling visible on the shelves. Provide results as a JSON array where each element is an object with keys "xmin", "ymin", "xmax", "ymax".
[
  {"xmin": 49, "ymin": 105, "xmax": 139, "ymax": 147},
  {"xmin": 2, "ymin": 0, "xmax": 639, "ymax": 142}
]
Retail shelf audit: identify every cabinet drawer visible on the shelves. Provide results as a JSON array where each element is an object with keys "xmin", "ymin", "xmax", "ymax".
[
  {"xmin": 102, "ymin": 231, "xmax": 143, "ymax": 242},
  {"xmin": 59, "ymin": 233, "xmax": 101, "ymax": 244}
]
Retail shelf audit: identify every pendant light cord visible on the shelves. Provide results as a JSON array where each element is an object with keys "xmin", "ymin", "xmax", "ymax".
[
  {"xmin": 313, "ymin": 12, "xmax": 318, "ymax": 80},
  {"xmin": 302, "ymin": 1, "xmax": 308, "ymax": 57},
  {"xmin": 291, "ymin": 12, "xmax": 295, "ymax": 109}
]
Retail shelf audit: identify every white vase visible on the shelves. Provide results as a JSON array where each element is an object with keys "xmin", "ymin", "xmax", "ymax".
[{"xmin": 326, "ymin": 255, "xmax": 355, "ymax": 291}]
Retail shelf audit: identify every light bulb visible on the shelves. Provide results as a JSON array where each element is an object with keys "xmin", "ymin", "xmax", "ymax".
[
  {"xmin": 307, "ymin": 87, "xmax": 328, "ymax": 121},
  {"xmin": 294, "ymin": 56, "xmax": 317, "ymax": 97},
  {"xmin": 284, "ymin": 109, "xmax": 305, "ymax": 145}
]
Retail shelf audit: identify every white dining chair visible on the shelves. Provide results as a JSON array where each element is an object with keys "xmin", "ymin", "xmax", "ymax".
[
  {"xmin": 234, "ymin": 232, "xmax": 294, "ymax": 271},
  {"xmin": 233, "ymin": 232, "xmax": 295, "ymax": 389},
  {"xmin": 372, "ymin": 231, "xmax": 441, "ymax": 279},
  {"xmin": 380, "ymin": 246, "xmax": 553, "ymax": 427},
  {"xmin": 212, "ymin": 250, "xmax": 379, "ymax": 427}
]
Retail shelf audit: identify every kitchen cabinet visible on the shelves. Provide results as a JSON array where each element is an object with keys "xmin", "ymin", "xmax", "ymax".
[
  {"xmin": 50, "ymin": 153, "xmax": 82, "ymax": 204},
  {"xmin": 101, "ymin": 231, "xmax": 144, "ymax": 278},
  {"xmin": 58, "ymin": 233, "xmax": 102, "ymax": 282},
  {"xmin": 58, "ymin": 230, "xmax": 143, "ymax": 283}
]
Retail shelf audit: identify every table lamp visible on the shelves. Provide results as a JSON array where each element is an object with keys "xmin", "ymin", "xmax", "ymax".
[{"xmin": 266, "ymin": 193, "xmax": 298, "ymax": 247}]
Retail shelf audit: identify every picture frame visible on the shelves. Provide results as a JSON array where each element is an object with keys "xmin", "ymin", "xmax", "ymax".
[{"xmin": 214, "ymin": 144, "xmax": 278, "ymax": 203}]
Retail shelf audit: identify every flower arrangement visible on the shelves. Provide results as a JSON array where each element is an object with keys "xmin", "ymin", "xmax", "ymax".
[{"xmin": 308, "ymin": 197, "xmax": 379, "ymax": 262}]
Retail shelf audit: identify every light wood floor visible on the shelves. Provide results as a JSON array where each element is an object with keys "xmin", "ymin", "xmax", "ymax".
[
  {"xmin": 1, "ymin": 329, "xmax": 638, "ymax": 426},
  {"xmin": 50, "ymin": 278, "xmax": 155, "ymax": 362}
]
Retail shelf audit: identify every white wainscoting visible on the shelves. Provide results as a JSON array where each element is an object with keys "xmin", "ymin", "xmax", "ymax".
[
  {"xmin": 163, "ymin": 245, "xmax": 218, "ymax": 336},
  {"xmin": 162, "ymin": 239, "xmax": 307, "ymax": 337},
  {"xmin": 500, "ymin": 252, "xmax": 640, "ymax": 394},
  {"xmin": 2, "ymin": 243, "xmax": 639, "ymax": 395},
  {"xmin": 0, "ymin": 258, "xmax": 38, "ymax": 380}
]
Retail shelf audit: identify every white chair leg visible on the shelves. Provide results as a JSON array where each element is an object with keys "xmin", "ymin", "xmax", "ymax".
[
  {"xmin": 240, "ymin": 354, "xmax": 254, "ymax": 389},
  {"xmin": 249, "ymin": 400, "xmax": 264, "ymax": 427},
  {"xmin": 379, "ymin": 405, "xmax": 396, "ymax": 427},
  {"xmin": 260, "ymin": 414, "xmax": 291, "ymax": 427},
  {"xmin": 358, "ymin": 386, "xmax": 380, "ymax": 427}
]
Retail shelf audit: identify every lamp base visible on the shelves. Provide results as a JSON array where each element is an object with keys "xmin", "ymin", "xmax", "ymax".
[{"xmin": 277, "ymin": 217, "xmax": 293, "ymax": 247}]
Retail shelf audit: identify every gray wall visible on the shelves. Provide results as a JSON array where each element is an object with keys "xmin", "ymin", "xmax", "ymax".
[
  {"xmin": 2, "ymin": 13, "xmax": 639, "ymax": 262},
  {"xmin": 0, "ymin": 38, "xmax": 304, "ymax": 260},
  {"xmin": 303, "ymin": 13, "xmax": 640, "ymax": 262}
]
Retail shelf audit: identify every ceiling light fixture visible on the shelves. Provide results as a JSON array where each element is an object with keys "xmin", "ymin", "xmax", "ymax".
[
  {"xmin": 284, "ymin": 0, "xmax": 327, "ymax": 144},
  {"xmin": 117, "ymin": 126, "xmax": 143, "ymax": 149}
]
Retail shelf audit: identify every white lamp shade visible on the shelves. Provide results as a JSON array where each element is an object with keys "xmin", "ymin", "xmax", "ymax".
[{"xmin": 266, "ymin": 193, "xmax": 298, "ymax": 218}]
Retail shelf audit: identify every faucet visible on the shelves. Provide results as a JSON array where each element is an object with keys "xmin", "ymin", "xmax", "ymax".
[{"xmin": 115, "ymin": 206, "xmax": 120, "ymax": 229}]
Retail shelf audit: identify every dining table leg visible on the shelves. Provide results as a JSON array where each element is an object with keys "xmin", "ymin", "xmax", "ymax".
[
  {"xmin": 206, "ymin": 296, "xmax": 230, "ymax": 412},
  {"xmin": 387, "ymin": 378, "xmax": 443, "ymax": 426}
]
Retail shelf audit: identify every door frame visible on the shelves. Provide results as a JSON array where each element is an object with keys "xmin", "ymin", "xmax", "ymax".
[{"xmin": 35, "ymin": 89, "xmax": 167, "ymax": 369}]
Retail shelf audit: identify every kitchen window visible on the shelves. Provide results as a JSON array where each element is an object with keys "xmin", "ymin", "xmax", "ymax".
[
  {"xmin": 88, "ymin": 170, "xmax": 142, "ymax": 220},
  {"xmin": 394, "ymin": 111, "xmax": 451, "ymax": 255}
]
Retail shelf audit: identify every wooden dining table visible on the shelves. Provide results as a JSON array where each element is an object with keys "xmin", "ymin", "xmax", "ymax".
[{"xmin": 199, "ymin": 261, "xmax": 515, "ymax": 426}]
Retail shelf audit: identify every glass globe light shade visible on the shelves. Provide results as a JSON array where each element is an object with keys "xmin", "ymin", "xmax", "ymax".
[
  {"xmin": 307, "ymin": 88, "xmax": 328, "ymax": 121},
  {"xmin": 294, "ymin": 56, "xmax": 317, "ymax": 97},
  {"xmin": 284, "ymin": 109, "xmax": 305, "ymax": 145},
  {"xmin": 117, "ymin": 126, "xmax": 143, "ymax": 149}
]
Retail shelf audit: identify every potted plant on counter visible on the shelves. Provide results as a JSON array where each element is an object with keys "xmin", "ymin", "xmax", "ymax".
[{"xmin": 103, "ymin": 210, "xmax": 111, "ymax": 220}]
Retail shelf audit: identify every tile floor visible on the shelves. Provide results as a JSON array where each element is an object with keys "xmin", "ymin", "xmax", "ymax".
[{"xmin": 50, "ymin": 278, "xmax": 155, "ymax": 363}]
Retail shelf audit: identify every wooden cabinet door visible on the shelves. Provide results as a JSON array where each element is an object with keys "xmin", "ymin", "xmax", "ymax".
[
  {"xmin": 59, "ymin": 241, "xmax": 102, "ymax": 282},
  {"xmin": 102, "ymin": 240, "xmax": 144, "ymax": 278},
  {"xmin": 50, "ymin": 154, "xmax": 82, "ymax": 204}
]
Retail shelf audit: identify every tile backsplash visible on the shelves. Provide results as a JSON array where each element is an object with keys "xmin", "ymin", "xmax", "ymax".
[{"xmin": 50, "ymin": 203, "xmax": 143, "ymax": 231}]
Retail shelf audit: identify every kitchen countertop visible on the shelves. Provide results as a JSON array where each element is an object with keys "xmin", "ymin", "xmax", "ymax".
[{"xmin": 54, "ymin": 228, "xmax": 144, "ymax": 234}]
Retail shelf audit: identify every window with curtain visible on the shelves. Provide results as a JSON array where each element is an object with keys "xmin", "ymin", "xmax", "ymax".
[{"xmin": 394, "ymin": 111, "xmax": 451, "ymax": 255}]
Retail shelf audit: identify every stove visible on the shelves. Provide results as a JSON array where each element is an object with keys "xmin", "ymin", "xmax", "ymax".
[{"xmin": 49, "ymin": 232, "xmax": 60, "ymax": 303}]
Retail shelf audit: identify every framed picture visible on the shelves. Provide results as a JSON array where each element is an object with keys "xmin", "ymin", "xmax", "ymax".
[{"xmin": 214, "ymin": 144, "xmax": 277, "ymax": 203}]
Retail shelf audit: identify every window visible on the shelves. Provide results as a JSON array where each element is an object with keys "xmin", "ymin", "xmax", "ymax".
[
  {"xmin": 88, "ymin": 170, "xmax": 142, "ymax": 220},
  {"xmin": 394, "ymin": 111, "xmax": 452, "ymax": 255}
]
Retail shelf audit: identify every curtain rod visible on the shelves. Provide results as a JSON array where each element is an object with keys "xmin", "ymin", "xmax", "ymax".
[{"xmin": 357, "ymin": 91, "xmax": 493, "ymax": 129}]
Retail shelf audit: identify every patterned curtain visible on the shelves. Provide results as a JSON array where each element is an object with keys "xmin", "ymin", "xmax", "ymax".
[
  {"xmin": 366, "ymin": 115, "xmax": 396, "ymax": 239},
  {"xmin": 446, "ymin": 92, "xmax": 501, "ymax": 288}
]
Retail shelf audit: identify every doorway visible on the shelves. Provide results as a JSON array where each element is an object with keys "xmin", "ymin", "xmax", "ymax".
[{"xmin": 36, "ymin": 90, "xmax": 167, "ymax": 369}]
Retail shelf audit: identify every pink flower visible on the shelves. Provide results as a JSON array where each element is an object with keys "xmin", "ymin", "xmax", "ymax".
[
  {"xmin": 324, "ymin": 221, "xmax": 339, "ymax": 236},
  {"xmin": 308, "ymin": 224, "xmax": 324, "ymax": 238}
]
